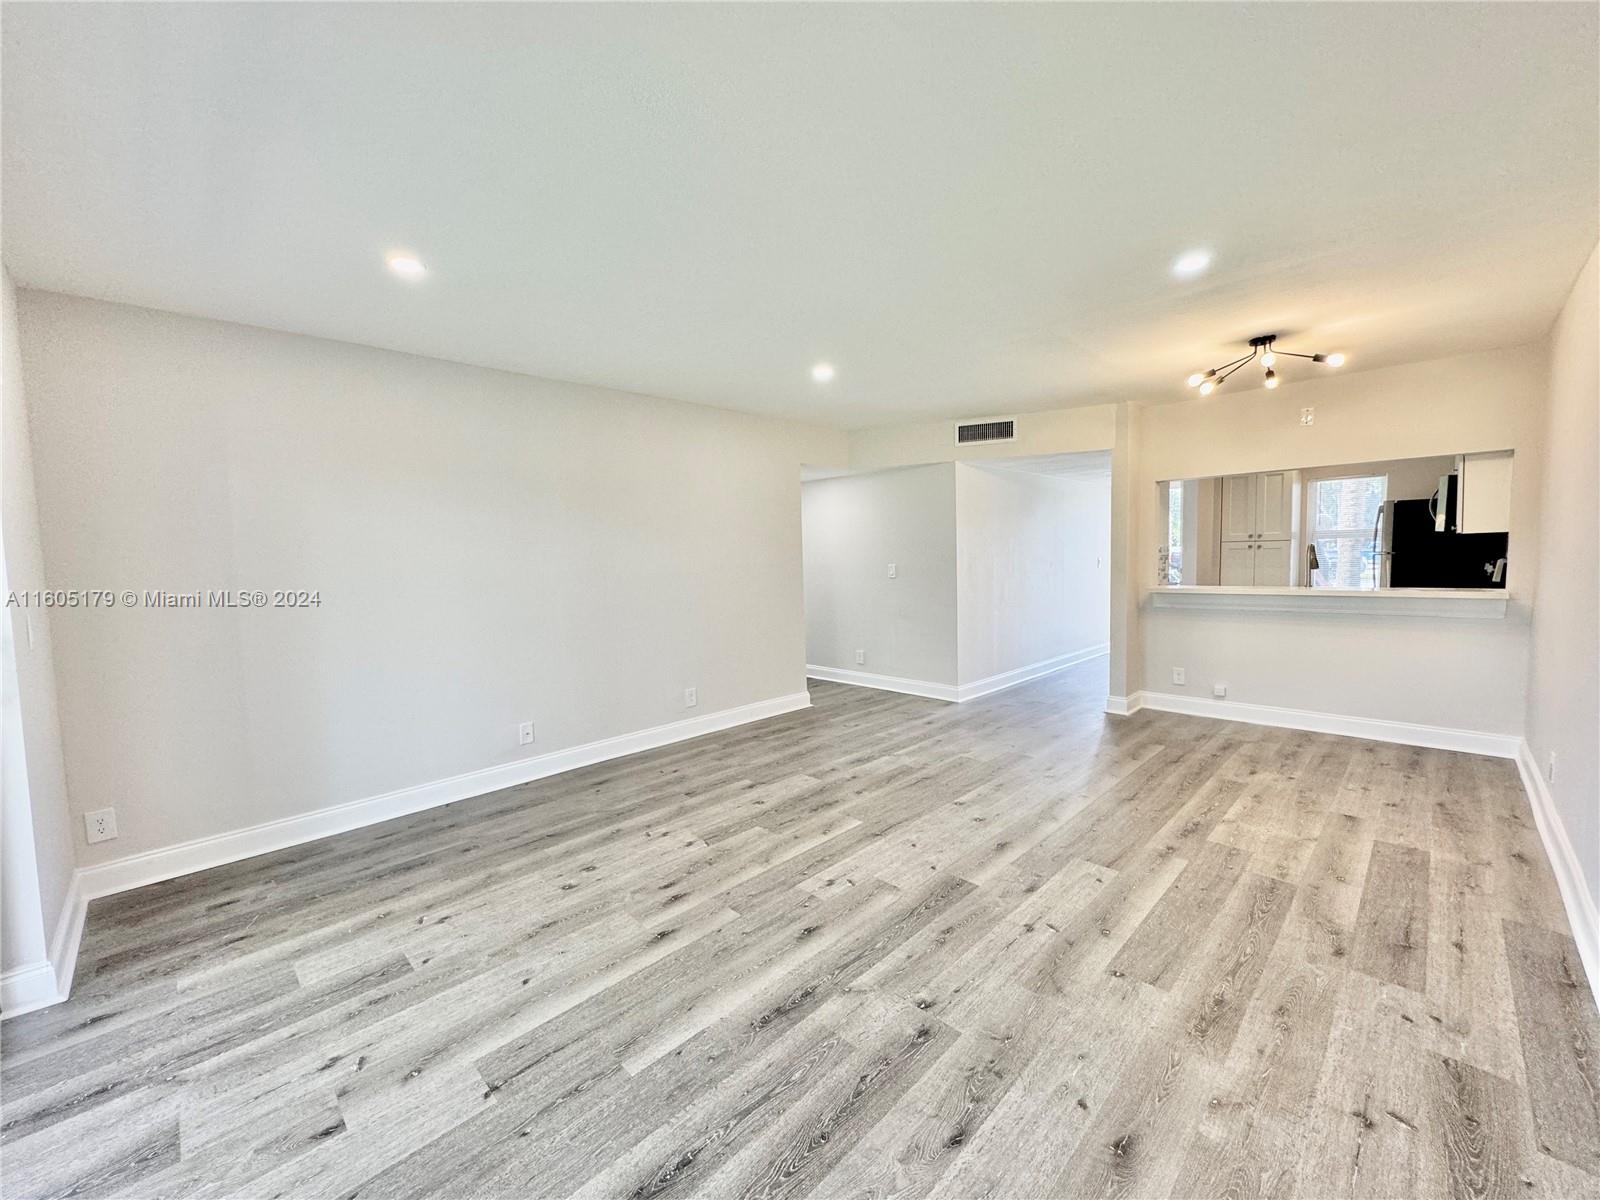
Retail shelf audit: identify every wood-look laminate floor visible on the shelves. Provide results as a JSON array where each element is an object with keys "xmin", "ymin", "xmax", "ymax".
[{"xmin": 3, "ymin": 661, "xmax": 1597, "ymax": 1200}]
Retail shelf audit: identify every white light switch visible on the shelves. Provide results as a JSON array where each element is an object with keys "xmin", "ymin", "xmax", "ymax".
[
  {"xmin": 887, "ymin": 563, "xmax": 897, "ymax": 578},
  {"xmin": 1300, "ymin": 407, "xmax": 1315, "ymax": 426}
]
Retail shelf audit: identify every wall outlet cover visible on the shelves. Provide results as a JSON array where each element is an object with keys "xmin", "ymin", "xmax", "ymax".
[
  {"xmin": 1172, "ymin": 667, "xmax": 1186, "ymax": 685},
  {"xmin": 1213, "ymin": 683, "xmax": 1227, "ymax": 698},
  {"xmin": 855, "ymin": 650, "xmax": 865, "ymax": 665},
  {"xmin": 1300, "ymin": 407, "xmax": 1315, "ymax": 426},
  {"xmin": 684, "ymin": 687, "xmax": 697, "ymax": 708},
  {"xmin": 887, "ymin": 563, "xmax": 897, "ymax": 578},
  {"xmin": 84, "ymin": 808, "xmax": 118, "ymax": 844},
  {"xmin": 518, "ymin": 721, "xmax": 534, "ymax": 746}
]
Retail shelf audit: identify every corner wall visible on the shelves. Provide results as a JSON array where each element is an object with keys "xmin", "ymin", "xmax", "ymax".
[
  {"xmin": 1, "ymin": 268, "xmax": 78, "ymax": 1011},
  {"xmin": 955, "ymin": 463, "xmax": 1109, "ymax": 687},
  {"xmin": 802, "ymin": 465, "xmax": 959, "ymax": 688},
  {"xmin": 1524, "ymin": 243, "xmax": 1598, "ymax": 973}
]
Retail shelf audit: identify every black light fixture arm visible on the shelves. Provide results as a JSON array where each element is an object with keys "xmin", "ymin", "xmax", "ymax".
[{"xmin": 1186, "ymin": 333, "xmax": 1344, "ymax": 394}]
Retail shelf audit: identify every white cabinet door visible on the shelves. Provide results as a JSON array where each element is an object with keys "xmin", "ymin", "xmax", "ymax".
[
  {"xmin": 1458, "ymin": 451, "xmax": 1512, "ymax": 533},
  {"xmin": 1255, "ymin": 472, "xmax": 1295, "ymax": 540},
  {"xmin": 1220, "ymin": 542, "xmax": 1256, "ymax": 585},
  {"xmin": 1254, "ymin": 540, "xmax": 1293, "ymax": 586},
  {"xmin": 1221, "ymin": 476, "xmax": 1256, "ymax": 542}
]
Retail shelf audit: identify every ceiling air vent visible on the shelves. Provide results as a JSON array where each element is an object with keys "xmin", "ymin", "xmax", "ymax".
[{"xmin": 955, "ymin": 418, "xmax": 1016, "ymax": 445}]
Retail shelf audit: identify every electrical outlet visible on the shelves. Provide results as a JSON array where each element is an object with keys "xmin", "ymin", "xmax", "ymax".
[
  {"xmin": 1300, "ymin": 407, "xmax": 1315, "ymax": 426},
  {"xmin": 887, "ymin": 563, "xmax": 897, "ymax": 579},
  {"xmin": 84, "ymin": 808, "xmax": 118, "ymax": 844},
  {"xmin": 1213, "ymin": 683, "xmax": 1227, "ymax": 698},
  {"xmin": 1172, "ymin": 667, "xmax": 1186, "ymax": 685},
  {"xmin": 855, "ymin": 649, "xmax": 865, "ymax": 665},
  {"xmin": 518, "ymin": 721, "xmax": 534, "ymax": 746},
  {"xmin": 684, "ymin": 687, "xmax": 697, "ymax": 709},
  {"xmin": 1547, "ymin": 752, "xmax": 1557, "ymax": 783}
]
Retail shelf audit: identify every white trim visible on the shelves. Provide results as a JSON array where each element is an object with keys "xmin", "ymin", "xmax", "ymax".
[
  {"xmin": 1, "ymin": 875, "xmax": 87, "ymax": 1019},
  {"xmin": 1147, "ymin": 586, "xmax": 1508, "ymax": 618},
  {"xmin": 72, "ymin": 692, "xmax": 811, "ymax": 904},
  {"xmin": 956, "ymin": 645, "xmax": 1108, "ymax": 702},
  {"xmin": 809, "ymin": 647, "xmax": 1108, "ymax": 707},
  {"xmin": 805, "ymin": 665, "xmax": 957, "ymax": 703},
  {"xmin": 1123, "ymin": 690, "xmax": 1519, "ymax": 758},
  {"xmin": 47, "ymin": 872, "xmax": 87, "ymax": 1001},
  {"xmin": 0, "ymin": 959, "xmax": 59, "ymax": 1017},
  {"xmin": 1516, "ymin": 739, "xmax": 1600, "ymax": 1004},
  {"xmin": 1103, "ymin": 693, "xmax": 1143, "ymax": 717}
]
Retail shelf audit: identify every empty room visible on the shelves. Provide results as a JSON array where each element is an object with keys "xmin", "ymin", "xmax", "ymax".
[{"xmin": 1, "ymin": 4, "xmax": 1596, "ymax": 1199}]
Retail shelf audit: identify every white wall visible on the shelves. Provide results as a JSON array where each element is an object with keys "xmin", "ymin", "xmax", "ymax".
[
  {"xmin": 16, "ymin": 290, "xmax": 845, "ymax": 866},
  {"xmin": 849, "ymin": 404, "xmax": 1116, "ymax": 471},
  {"xmin": 1135, "ymin": 344, "xmax": 1547, "ymax": 735},
  {"xmin": 802, "ymin": 466, "xmax": 958, "ymax": 685},
  {"xmin": 1, "ymin": 268, "xmax": 77, "ymax": 985},
  {"xmin": 955, "ymin": 464, "xmax": 1109, "ymax": 685},
  {"xmin": 1526, "ymin": 244, "xmax": 1598, "ymax": 917}
]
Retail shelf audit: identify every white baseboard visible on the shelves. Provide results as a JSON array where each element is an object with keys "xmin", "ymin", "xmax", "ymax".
[
  {"xmin": 69, "ymin": 690, "xmax": 811, "ymax": 906},
  {"xmin": 1121, "ymin": 690, "xmax": 1520, "ymax": 758},
  {"xmin": 805, "ymin": 665, "xmax": 958, "ymax": 703},
  {"xmin": 48, "ymin": 872, "xmax": 87, "ymax": 1001},
  {"xmin": 1104, "ymin": 694, "xmax": 1143, "ymax": 717},
  {"xmin": 1516, "ymin": 739, "xmax": 1599, "ymax": 1004},
  {"xmin": 809, "ymin": 646, "xmax": 1108, "ymax": 706},
  {"xmin": 0, "ymin": 873, "xmax": 86, "ymax": 1018},
  {"xmin": 5, "ymin": 690, "xmax": 810, "ymax": 1019},
  {"xmin": 956, "ymin": 645, "xmax": 1108, "ymax": 703},
  {"xmin": 0, "ymin": 960, "xmax": 59, "ymax": 1017}
]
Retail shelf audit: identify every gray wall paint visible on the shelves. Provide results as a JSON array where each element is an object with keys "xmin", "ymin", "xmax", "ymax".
[
  {"xmin": 955, "ymin": 464, "xmax": 1109, "ymax": 685},
  {"xmin": 802, "ymin": 466, "xmax": 958, "ymax": 685},
  {"xmin": 1527, "ymin": 244, "xmax": 1599, "ymax": 914},
  {"xmin": 2, "ymin": 269, "xmax": 77, "ymax": 976},
  {"xmin": 16, "ymin": 290, "xmax": 845, "ymax": 866}
]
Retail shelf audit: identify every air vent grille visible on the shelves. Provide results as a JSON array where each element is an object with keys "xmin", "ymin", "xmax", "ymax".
[{"xmin": 956, "ymin": 419, "xmax": 1016, "ymax": 445}]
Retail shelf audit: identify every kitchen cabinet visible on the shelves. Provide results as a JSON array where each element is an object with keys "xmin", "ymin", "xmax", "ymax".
[
  {"xmin": 1457, "ymin": 451, "xmax": 1512, "ymax": 534},
  {"xmin": 1253, "ymin": 539, "xmax": 1293, "ymax": 585},
  {"xmin": 1219, "ymin": 471, "xmax": 1299, "ymax": 584},
  {"xmin": 1220, "ymin": 538, "xmax": 1293, "ymax": 585},
  {"xmin": 1220, "ymin": 541, "xmax": 1255, "ymax": 585},
  {"xmin": 1221, "ymin": 472, "xmax": 1296, "ymax": 540}
]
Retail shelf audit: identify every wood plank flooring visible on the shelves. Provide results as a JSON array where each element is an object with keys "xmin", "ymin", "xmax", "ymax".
[{"xmin": 3, "ymin": 660, "xmax": 1596, "ymax": 1199}]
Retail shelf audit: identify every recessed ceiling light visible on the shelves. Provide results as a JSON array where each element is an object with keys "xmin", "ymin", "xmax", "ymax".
[
  {"xmin": 811, "ymin": 362, "xmax": 836, "ymax": 383},
  {"xmin": 386, "ymin": 254, "xmax": 426, "ymax": 280},
  {"xmin": 1171, "ymin": 249, "xmax": 1212, "ymax": 279}
]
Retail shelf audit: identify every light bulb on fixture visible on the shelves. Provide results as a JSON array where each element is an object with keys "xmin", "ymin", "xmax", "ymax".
[{"xmin": 1186, "ymin": 334, "xmax": 1345, "ymax": 396}]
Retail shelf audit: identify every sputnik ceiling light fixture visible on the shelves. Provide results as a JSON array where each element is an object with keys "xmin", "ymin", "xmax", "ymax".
[{"xmin": 1187, "ymin": 335, "xmax": 1345, "ymax": 395}]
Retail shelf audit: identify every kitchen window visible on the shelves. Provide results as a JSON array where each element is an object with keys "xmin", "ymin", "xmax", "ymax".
[
  {"xmin": 1165, "ymin": 482, "xmax": 1184, "ymax": 584},
  {"xmin": 1310, "ymin": 474, "xmax": 1386, "ymax": 588}
]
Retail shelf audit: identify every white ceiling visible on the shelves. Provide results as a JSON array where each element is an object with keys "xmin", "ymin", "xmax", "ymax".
[{"xmin": 3, "ymin": 4, "xmax": 1595, "ymax": 430}]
